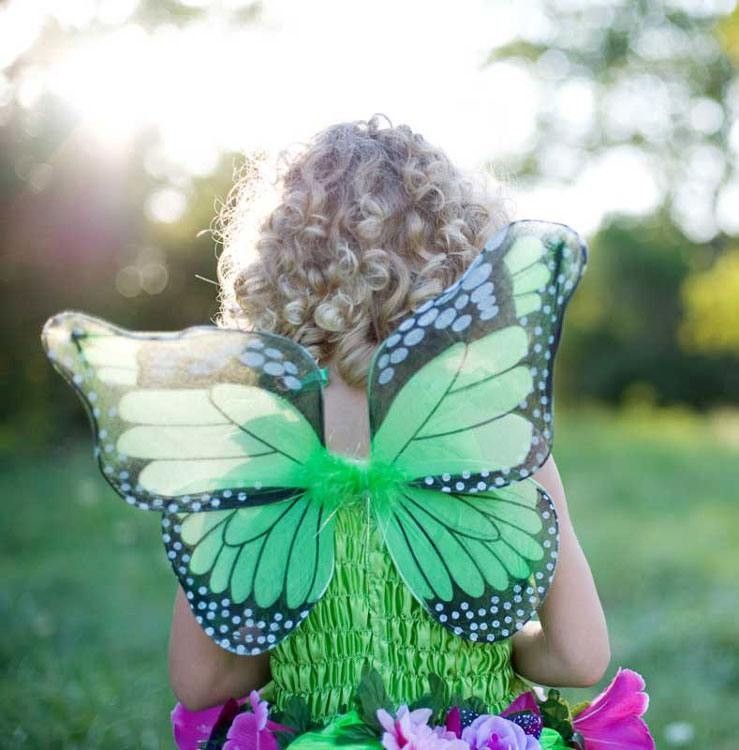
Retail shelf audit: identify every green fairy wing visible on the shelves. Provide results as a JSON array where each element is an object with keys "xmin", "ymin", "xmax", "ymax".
[
  {"xmin": 162, "ymin": 496, "xmax": 336, "ymax": 654},
  {"xmin": 42, "ymin": 311, "xmax": 335, "ymax": 653},
  {"xmin": 369, "ymin": 220, "xmax": 587, "ymax": 488},
  {"xmin": 42, "ymin": 312, "xmax": 325, "ymax": 511},
  {"xmin": 368, "ymin": 219, "xmax": 587, "ymax": 643}
]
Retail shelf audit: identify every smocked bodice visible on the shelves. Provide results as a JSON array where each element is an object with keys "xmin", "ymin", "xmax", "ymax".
[{"xmin": 265, "ymin": 498, "xmax": 529, "ymax": 723}]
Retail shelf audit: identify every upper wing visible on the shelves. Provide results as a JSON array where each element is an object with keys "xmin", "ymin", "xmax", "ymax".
[
  {"xmin": 368, "ymin": 219, "xmax": 587, "ymax": 492},
  {"xmin": 42, "ymin": 312, "xmax": 325, "ymax": 512}
]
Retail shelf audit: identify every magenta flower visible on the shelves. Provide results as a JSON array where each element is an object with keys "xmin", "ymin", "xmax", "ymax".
[
  {"xmin": 572, "ymin": 668, "xmax": 655, "ymax": 750},
  {"xmin": 501, "ymin": 693, "xmax": 539, "ymax": 718},
  {"xmin": 172, "ymin": 689, "xmax": 294, "ymax": 750},
  {"xmin": 172, "ymin": 696, "xmax": 246, "ymax": 750},
  {"xmin": 377, "ymin": 704, "xmax": 469, "ymax": 749},
  {"xmin": 461, "ymin": 714, "xmax": 541, "ymax": 750},
  {"xmin": 445, "ymin": 706, "xmax": 462, "ymax": 738},
  {"xmin": 223, "ymin": 689, "xmax": 296, "ymax": 750}
]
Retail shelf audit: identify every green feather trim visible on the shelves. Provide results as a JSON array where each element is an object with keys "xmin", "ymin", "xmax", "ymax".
[{"xmin": 299, "ymin": 448, "xmax": 405, "ymax": 518}]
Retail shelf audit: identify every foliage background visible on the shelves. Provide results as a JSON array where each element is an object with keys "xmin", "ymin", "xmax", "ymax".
[{"xmin": 1, "ymin": 0, "xmax": 738, "ymax": 747}]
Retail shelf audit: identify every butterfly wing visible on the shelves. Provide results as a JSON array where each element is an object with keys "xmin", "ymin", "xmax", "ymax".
[
  {"xmin": 42, "ymin": 311, "xmax": 325, "ymax": 511},
  {"xmin": 368, "ymin": 219, "xmax": 587, "ymax": 642},
  {"xmin": 42, "ymin": 311, "xmax": 335, "ymax": 653},
  {"xmin": 374, "ymin": 481, "xmax": 557, "ymax": 643},
  {"xmin": 370, "ymin": 219, "xmax": 587, "ymax": 490},
  {"xmin": 163, "ymin": 495, "xmax": 336, "ymax": 654}
]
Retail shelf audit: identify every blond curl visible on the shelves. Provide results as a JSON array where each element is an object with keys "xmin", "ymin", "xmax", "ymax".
[{"xmin": 215, "ymin": 113, "xmax": 513, "ymax": 387}]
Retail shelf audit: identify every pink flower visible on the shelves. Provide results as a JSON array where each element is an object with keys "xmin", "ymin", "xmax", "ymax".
[
  {"xmin": 172, "ymin": 696, "xmax": 246, "ymax": 750},
  {"xmin": 377, "ymin": 704, "xmax": 469, "ymax": 749},
  {"xmin": 573, "ymin": 668, "xmax": 655, "ymax": 750},
  {"xmin": 461, "ymin": 714, "xmax": 541, "ymax": 750},
  {"xmin": 223, "ymin": 689, "xmax": 296, "ymax": 750},
  {"xmin": 171, "ymin": 689, "xmax": 294, "ymax": 750}
]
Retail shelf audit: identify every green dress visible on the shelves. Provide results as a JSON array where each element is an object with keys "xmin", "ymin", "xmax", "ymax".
[{"xmin": 264, "ymin": 498, "xmax": 531, "ymax": 725}]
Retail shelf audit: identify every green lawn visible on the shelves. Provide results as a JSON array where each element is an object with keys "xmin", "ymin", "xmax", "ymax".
[{"xmin": 1, "ymin": 406, "xmax": 738, "ymax": 748}]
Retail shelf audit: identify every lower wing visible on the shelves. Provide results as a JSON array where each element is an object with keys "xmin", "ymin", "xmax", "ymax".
[
  {"xmin": 163, "ymin": 491, "xmax": 337, "ymax": 654},
  {"xmin": 373, "ymin": 478, "xmax": 558, "ymax": 642}
]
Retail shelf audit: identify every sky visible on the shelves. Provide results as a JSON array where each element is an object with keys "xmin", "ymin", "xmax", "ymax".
[{"xmin": 1, "ymin": 0, "xmax": 737, "ymax": 238}]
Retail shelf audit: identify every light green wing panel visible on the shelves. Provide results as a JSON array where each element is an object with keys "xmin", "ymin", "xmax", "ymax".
[
  {"xmin": 371, "ymin": 325, "xmax": 534, "ymax": 479},
  {"xmin": 117, "ymin": 384, "xmax": 321, "ymax": 497},
  {"xmin": 42, "ymin": 311, "xmax": 325, "ymax": 512}
]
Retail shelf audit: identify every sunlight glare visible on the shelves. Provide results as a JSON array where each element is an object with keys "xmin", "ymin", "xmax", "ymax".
[
  {"xmin": 146, "ymin": 187, "xmax": 188, "ymax": 224},
  {"xmin": 48, "ymin": 24, "xmax": 152, "ymax": 148},
  {"xmin": 16, "ymin": 0, "xmax": 667, "ymax": 231}
]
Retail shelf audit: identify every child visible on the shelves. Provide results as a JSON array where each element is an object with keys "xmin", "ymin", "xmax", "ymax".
[{"xmin": 167, "ymin": 113, "xmax": 611, "ymax": 727}]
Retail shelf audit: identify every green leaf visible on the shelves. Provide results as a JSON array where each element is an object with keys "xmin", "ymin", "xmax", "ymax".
[
  {"xmin": 448, "ymin": 691, "xmax": 464, "ymax": 709},
  {"xmin": 484, "ymin": 40, "xmax": 547, "ymax": 64},
  {"xmin": 273, "ymin": 729, "xmax": 300, "ymax": 749},
  {"xmin": 461, "ymin": 695, "xmax": 488, "ymax": 715},
  {"xmin": 408, "ymin": 693, "xmax": 432, "ymax": 711},
  {"xmin": 275, "ymin": 695, "xmax": 313, "ymax": 734},
  {"xmin": 427, "ymin": 673, "xmax": 445, "ymax": 695},
  {"xmin": 538, "ymin": 727, "xmax": 571, "ymax": 749},
  {"xmin": 539, "ymin": 689, "xmax": 574, "ymax": 742},
  {"xmin": 407, "ymin": 672, "xmax": 449, "ymax": 725},
  {"xmin": 354, "ymin": 667, "xmax": 394, "ymax": 732}
]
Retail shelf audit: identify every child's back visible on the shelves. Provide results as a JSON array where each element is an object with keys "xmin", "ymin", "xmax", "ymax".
[
  {"xmin": 167, "ymin": 113, "xmax": 610, "ymax": 720},
  {"xmin": 263, "ymin": 356, "xmax": 527, "ymax": 720},
  {"xmin": 40, "ymin": 113, "xmax": 656, "ymax": 748},
  {"xmin": 323, "ymin": 357, "xmax": 371, "ymax": 459}
]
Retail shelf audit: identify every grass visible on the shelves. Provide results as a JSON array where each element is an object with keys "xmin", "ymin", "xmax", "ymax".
[
  {"xmin": 554, "ymin": 404, "xmax": 739, "ymax": 748},
  {"xmin": 1, "ymin": 405, "xmax": 738, "ymax": 748}
]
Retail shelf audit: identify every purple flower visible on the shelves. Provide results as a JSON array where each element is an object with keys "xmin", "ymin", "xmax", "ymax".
[
  {"xmin": 461, "ymin": 714, "xmax": 541, "ymax": 750},
  {"xmin": 445, "ymin": 706, "xmax": 462, "ymax": 737},
  {"xmin": 171, "ymin": 689, "xmax": 295, "ymax": 750}
]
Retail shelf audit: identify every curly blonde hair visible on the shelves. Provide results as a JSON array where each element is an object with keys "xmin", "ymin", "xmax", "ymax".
[{"xmin": 216, "ymin": 113, "xmax": 512, "ymax": 386}]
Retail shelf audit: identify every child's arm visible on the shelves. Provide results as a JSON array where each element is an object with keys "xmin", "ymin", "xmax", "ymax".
[
  {"xmin": 511, "ymin": 455, "xmax": 611, "ymax": 687},
  {"xmin": 169, "ymin": 585, "xmax": 272, "ymax": 711}
]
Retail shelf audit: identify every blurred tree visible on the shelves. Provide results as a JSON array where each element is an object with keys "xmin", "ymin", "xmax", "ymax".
[
  {"xmin": 679, "ymin": 246, "xmax": 739, "ymax": 354},
  {"xmin": 485, "ymin": 0, "xmax": 738, "ymax": 245},
  {"xmin": 1, "ymin": 0, "xmax": 739, "ymax": 455},
  {"xmin": 0, "ymin": 2, "xmax": 262, "ymax": 452},
  {"xmin": 483, "ymin": 0, "xmax": 739, "ymax": 408},
  {"xmin": 562, "ymin": 210, "xmax": 739, "ymax": 408}
]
